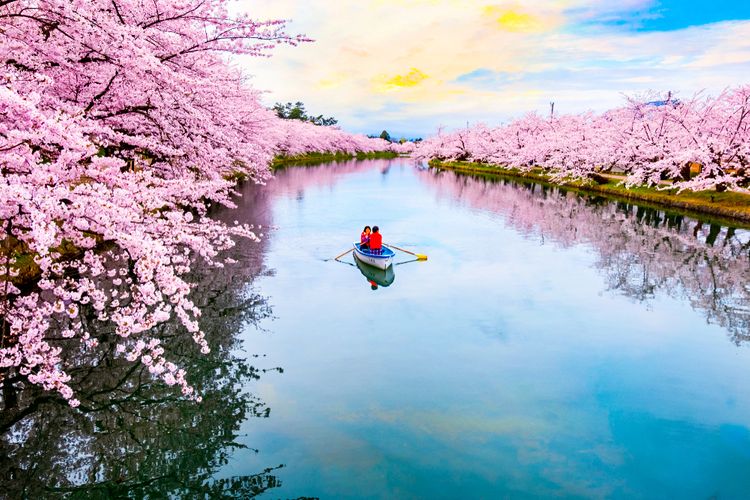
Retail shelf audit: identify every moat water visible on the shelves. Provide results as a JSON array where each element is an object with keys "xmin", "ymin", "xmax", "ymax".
[{"xmin": 4, "ymin": 158, "xmax": 750, "ymax": 498}]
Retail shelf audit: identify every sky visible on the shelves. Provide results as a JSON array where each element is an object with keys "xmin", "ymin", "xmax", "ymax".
[{"xmin": 239, "ymin": 0, "xmax": 750, "ymax": 138}]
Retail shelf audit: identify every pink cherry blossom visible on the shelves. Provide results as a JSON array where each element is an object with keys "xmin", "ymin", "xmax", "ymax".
[
  {"xmin": 1, "ymin": 0, "xmax": 395, "ymax": 405},
  {"xmin": 416, "ymin": 87, "xmax": 750, "ymax": 192}
]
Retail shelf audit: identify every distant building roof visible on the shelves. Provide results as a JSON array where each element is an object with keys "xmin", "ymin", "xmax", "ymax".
[{"xmin": 646, "ymin": 99, "xmax": 681, "ymax": 107}]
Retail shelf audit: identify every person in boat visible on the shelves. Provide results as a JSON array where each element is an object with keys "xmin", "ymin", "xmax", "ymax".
[
  {"xmin": 368, "ymin": 226, "xmax": 383, "ymax": 254},
  {"xmin": 360, "ymin": 225, "xmax": 371, "ymax": 250}
]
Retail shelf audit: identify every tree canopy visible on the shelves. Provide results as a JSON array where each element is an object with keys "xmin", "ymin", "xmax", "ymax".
[
  {"xmin": 416, "ymin": 88, "xmax": 750, "ymax": 192},
  {"xmin": 0, "ymin": 0, "xmax": 396, "ymax": 407},
  {"xmin": 273, "ymin": 101, "xmax": 338, "ymax": 126}
]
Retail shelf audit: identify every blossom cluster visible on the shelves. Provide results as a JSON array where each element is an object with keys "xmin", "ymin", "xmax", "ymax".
[
  {"xmin": 0, "ymin": 0, "xmax": 391, "ymax": 405},
  {"xmin": 273, "ymin": 119, "xmax": 390, "ymax": 156},
  {"xmin": 416, "ymin": 87, "xmax": 750, "ymax": 192}
]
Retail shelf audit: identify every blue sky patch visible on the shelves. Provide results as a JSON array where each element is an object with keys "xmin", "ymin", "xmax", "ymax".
[
  {"xmin": 579, "ymin": 0, "xmax": 750, "ymax": 32},
  {"xmin": 454, "ymin": 69, "xmax": 517, "ymax": 88}
]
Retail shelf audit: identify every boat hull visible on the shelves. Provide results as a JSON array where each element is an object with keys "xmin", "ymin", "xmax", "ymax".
[{"xmin": 353, "ymin": 243, "xmax": 394, "ymax": 270}]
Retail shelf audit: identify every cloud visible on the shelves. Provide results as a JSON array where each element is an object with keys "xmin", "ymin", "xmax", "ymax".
[
  {"xmin": 375, "ymin": 68, "xmax": 430, "ymax": 92},
  {"xmin": 483, "ymin": 5, "xmax": 558, "ymax": 33},
  {"xmin": 238, "ymin": 0, "xmax": 750, "ymax": 137}
]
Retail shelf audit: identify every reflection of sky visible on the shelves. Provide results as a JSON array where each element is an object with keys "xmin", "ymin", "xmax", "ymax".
[{"xmin": 219, "ymin": 160, "xmax": 750, "ymax": 498}]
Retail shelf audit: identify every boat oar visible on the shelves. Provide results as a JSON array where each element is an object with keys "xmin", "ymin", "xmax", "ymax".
[
  {"xmin": 333, "ymin": 248, "xmax": 354, "ymax": 261},
  {"xmin": 394, "ymin": 258, "xmax": 419, "ymax": 266},
  {"xmin": 385, "ymin": 244, "xmax": 428, "ymax": 260}
]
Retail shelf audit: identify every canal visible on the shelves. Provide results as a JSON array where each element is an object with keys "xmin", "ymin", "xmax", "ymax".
[{"xmin": 3, "ymin": 158, "xmax": 750, "ymax": 498}]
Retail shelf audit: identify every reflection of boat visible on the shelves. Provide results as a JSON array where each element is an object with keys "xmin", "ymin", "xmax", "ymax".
[
  {"xmin": 353, "ymin": 243, "xmax": 395, "ymax": 270},
  {"xmin": 354, "ymin": 255, "xmax": 395, "ymax": 288}
]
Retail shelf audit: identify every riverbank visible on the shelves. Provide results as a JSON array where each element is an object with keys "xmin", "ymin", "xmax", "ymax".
[
  {"xmin": 272, "ymin": 151, "xmax": 398, "ymax": 169},
  {"xmin": 430, "ymin": 160, "xmax": 750, "ymax": 227},
  {"xmin": 7, "ymin": 152, "xmax": 399, "ymax": 284}
]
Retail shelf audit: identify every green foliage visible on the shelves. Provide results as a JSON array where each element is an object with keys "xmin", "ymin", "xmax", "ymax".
[
  {"xmin": 272, "ymin": 151, "xmax": 398, "ymax": 169},
  {"xmin": 379, "ymin": 130, "xmax": 391, "ymax": 142},
  {"xmin": 272, "ymin": 101, "xmax": 338, "ymax": 126}
]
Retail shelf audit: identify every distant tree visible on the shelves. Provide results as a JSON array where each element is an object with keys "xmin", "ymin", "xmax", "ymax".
[
  {"xmin": 273, "ymin": 101, "xmax": 337, "ymax": 126},
  {"xmin": 370, "ymin": 132, "xmax": 421, "ymax": 142},
  {"xmin": 309, "ymin": 115, "xmax": 338, "ymax": 126}
]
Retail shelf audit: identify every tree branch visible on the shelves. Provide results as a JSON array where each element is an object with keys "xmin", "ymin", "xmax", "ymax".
[{"xmin": 84, "ymin": 71, "xmax": 119, "ymax": 114}]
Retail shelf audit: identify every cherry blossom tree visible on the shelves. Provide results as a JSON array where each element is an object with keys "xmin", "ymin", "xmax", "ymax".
[
  {"xmin": 417, "ymin": 86, "xmax": 750, "ymax": 192},
  {"xmin": 0, "ymin": 0, "xmax": 392, "ymax": 405},
  {"xmin": 272, "ymin": 118, "xmax": 392, "ymax": 157}
]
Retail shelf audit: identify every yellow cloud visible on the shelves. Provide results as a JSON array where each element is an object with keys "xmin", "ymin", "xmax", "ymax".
[
  {"xmin": 317, "ymin": 72, "xmax": 352, "ymax": 90},
  {"xmin": 375, "ymin": 67, "xmax": 429, "ymax": 92},
  {"xmin": 483, "ymin": 5, "xmax": 552, "ymax": 33}
]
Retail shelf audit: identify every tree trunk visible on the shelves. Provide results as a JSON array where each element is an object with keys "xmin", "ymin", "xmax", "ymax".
[
  {"xmin": 2, "ymin": 372, "xmax": 17, "ymax": 411},
  {"xmin": 679, "ymin": 163, "xmax": 691, "ymax": 181}
]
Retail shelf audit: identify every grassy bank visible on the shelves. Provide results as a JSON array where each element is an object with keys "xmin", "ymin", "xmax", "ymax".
[
  {"xmin": 271, "ymin": 151, "xmax": 398, "ymax": 169},
  {"xmin": 430, "ymin": 160, "xmax": 750, "ymax": 228}
]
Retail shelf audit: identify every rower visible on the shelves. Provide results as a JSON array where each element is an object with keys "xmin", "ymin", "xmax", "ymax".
[{"xmin": 369, "ymin": 226, "xmax": 382, "ymax": 254}]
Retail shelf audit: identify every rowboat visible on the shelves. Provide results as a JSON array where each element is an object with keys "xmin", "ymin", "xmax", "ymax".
[
  {"xmin": 354, "ymin": 255, "xmax": 395, "ymax": 288},
  {"xmin": 352, "ymin": 243, "xmax": 395, "ymax": 270}
]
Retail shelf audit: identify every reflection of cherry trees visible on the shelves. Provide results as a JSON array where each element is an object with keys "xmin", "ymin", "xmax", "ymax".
[
  {"xmin": 0, "ymin": 320, "xmax": 279, "ymax": 498},
  {"xmin": 1, "ymin": 157, "xmax": 382, "ymax": 497},
  {"xmin": 418, "ymin": 169, "xmax": 750, "ymax": 344},
  {"xmin": 272, "ymin": 158, "xmax": 395, "ymax": 197},
  {"xmin": 0, "ymin": 189, "xmax": 289, "ymax": 497}
]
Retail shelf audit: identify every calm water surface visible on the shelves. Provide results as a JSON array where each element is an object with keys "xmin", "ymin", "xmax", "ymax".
[
  {"xmin": 218, "ymin": 159, "xmax": 750, "ymax": 498},
  {"xmin": 3, "ymin": 158, "xmax": 750, "ymax": 499}
]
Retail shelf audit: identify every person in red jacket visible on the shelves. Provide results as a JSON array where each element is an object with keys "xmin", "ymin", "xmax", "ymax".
[{"xmin": 368, "ymin": 226, "xmax": 382, "ymax": 253}]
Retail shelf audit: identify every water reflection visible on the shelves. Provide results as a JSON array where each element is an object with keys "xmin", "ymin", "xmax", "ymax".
[
  {"xmin": 419, "ymin": 168, "xmax": 750, "ymax": 344},
  {"xmin": 271, "ymin": 159, "xmax": 383, "ymax": 197},
  {"xmin": 353, "ymin": 257, "xmax": 395, "ymax": 289},
  {"xmin": 7, "ymin": 159, "xmax": 750, "ymax": 498},
  {"xmin": 0, "ymin": 184, "xmax": 282, "ymax": 498}
]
